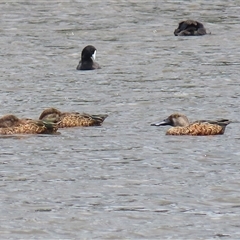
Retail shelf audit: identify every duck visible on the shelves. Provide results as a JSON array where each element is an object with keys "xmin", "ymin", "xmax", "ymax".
[
  {"xmin": 76, "ymin": 45, "xmax": 101, "ymax": 70},
  {"xmin": 151, "ymin": 113, "xmax": 230, "ymax": 136},
  {"xmin": 0, "ymin": 115, "xmax": 58, "ymax": 135},
  {"xmin": 174, "ymin": 20, "xmax": 207, "ymax": 36},
  {"xmin": 39, "ymin": 107, "xmax": 108, "ymax": 128}
]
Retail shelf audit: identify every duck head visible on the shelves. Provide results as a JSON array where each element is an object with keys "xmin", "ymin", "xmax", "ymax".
[
  {"xmin": 81, "ymin": 45, "xmax": 97, "ymax": 61},
  {"xmin": 151, "ymin": 113, "xmax": 190, "ymax": 127}
]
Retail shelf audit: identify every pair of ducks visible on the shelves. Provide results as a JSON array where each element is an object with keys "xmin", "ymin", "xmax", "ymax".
[
  {"xmin": 0, "ymin": 108, "xmax": 108, "ymax": 135},
  {"xmin": 159, "ymin": 20, "xmax": 216, "ymax": 135},
  {"xmin": 76, "ymin": 20, "xmax": 208, "ymax": 71},
  {"xmin": 155, "ymin": 19, "xmax": 218, "ymax": 135},
  {"xmin": 0, "ymin": 109, "xmax": 230, "ymax": 136}
]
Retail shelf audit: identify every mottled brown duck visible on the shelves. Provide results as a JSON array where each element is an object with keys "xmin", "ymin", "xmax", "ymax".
[
  {"xmin": 39, "ymin": 108, "xmax": 108, "ymax": 128},
  {"xmin": 174, "ymin": 20, "xmax": 207, "ymax": 36},
  {"xmin": 151, "ymin": 113, "xmax": 230, "ymax": 136},
  {"xmin": 0, "ymin": 115, "xmax": 58, "ymax": 135}
]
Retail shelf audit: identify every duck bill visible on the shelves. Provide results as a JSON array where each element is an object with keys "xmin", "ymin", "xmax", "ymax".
[{"xmin": 151, "ymin": 119, "xmax": 170, "ymax": 126}]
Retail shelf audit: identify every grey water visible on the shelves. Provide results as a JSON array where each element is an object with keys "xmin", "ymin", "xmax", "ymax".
[{"xmin": 0, "ymin": 0, "xmax": 240, "ymax": 239}]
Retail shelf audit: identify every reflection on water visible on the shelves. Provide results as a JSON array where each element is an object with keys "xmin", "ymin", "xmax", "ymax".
[{"xmin": 0, "ymin": 0, "xmax": 240, "ymax": 239}]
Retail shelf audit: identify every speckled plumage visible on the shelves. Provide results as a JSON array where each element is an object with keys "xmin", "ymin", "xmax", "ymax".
[
  {"xmin": 39, "ymin": 108, "xmax": 108, "ymax": 128},
  {"xmin": 174, "ymin": 20, "xmax": 207, "ymax": 36},
  {"xmin": 151, "ymin": 113, "xmax": 230, "ymax": 136},
  {"xmin": 166, "ymin": 122, "xmax": 224, "ymax": 135},
  {"xmin": 0, "ymin": 115, "xmax": 58, "ymax": 135}
]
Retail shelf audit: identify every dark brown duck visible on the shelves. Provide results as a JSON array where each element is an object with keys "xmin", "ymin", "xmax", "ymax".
[{"xmin": 174, "ymin": 20, "xmax": 207, "ymax": 36}]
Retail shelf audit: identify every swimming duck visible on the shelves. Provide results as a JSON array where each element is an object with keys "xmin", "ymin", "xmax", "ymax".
[
  {"xmin": 151, "ymin": 113, "xmax": 230, "ymax": 136},
  {"xmin": 39, "ymin": 108, "xmax": 108, "ymax": 128},
  {"xmin": 76, "ymin": 45, "xmax": 100, "ymax": 70},
  {"xmin": 174, "ymin": 20, "xmax": 207, "ymax": 36},
  {"xmin": 0, "ymin": 115, "xmax": 58, "ymax": 135}
]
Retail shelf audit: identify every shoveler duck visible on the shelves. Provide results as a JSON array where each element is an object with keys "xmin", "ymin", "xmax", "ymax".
[
  {"xmin": 0, "ymin": 114, "xmax": 58, "ymax": 135},
  {"xmin": 151, "ymin": 113, "xmax": 230, "ymax": 136},
  {"xmin": 39, "ymin": 108, "xmax": 108, "ymax": 128},
  {"xmin": 174, "ymin": 20, "xmax": 207, "ymax": 36},
  {"xmin": 76, "ymin": 45, "xmax": 101, "ymax": 70}
]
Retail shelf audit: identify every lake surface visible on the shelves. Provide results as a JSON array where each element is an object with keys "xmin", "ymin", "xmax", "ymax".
[{"xmin": 0, "ymin": 0, "xmax": 240, "ymax": 239}]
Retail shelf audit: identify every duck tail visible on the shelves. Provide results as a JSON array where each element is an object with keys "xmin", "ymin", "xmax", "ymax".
[
  {"xmin": 198, "ymin": 119, "xmax": 231, "ymax": 133},
  {"xmin": 91, "ymin": 114, "xmax": 108, "ymax": 124},
  {"xmin": 216, "ymin": 119, "xmax": 231, "ymax": 126},
  {"xmin": 198, "ymin": 119, "xmax": 231, "ymax": 126},
  {"xmin": 215, "ymin": 119, "xmax": 231, "ymax": 132},
  {"xmin": 206, "ymin": 119, "xmax": 231, "ymax": 127}
]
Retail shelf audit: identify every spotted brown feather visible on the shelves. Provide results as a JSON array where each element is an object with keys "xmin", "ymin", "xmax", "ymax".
[
  {"xmin": 0, "ymin": 115, "xmax": 58, "ymax": 135},
  {"xmin": 151, "ymin": 113, "xmax": 230, "ymax": 136},
  {"xmin": 39, "ymin": 108, "xmax": 108, "ymax": 128}
]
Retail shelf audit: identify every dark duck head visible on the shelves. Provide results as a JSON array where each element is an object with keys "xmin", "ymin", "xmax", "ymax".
[{"xmin": 76, "ymin": 45, "xmax": 100, "ymax": 70}]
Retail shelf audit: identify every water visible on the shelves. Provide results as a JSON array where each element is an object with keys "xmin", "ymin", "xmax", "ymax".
[{"xmin": 0, "ymin": 0, "xmax": 240, "ymax": 239}]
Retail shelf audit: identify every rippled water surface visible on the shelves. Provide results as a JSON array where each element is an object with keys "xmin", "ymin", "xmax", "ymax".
[{"xmin": 1, "ymin": 0, "xmax": 240, "ymax": 239}]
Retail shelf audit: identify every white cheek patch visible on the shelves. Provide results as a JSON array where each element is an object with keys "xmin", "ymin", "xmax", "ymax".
[{"xmin": 92, "ymin": 50, "xmax": 96, "ymax": 60}]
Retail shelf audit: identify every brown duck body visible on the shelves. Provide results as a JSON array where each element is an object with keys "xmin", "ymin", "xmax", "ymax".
[
  {"xmin": 166, "ymin": 122, "xmax": 224, "ymax": 136},
  {"xmin": 39, "ymin": 108, "xmax": 108, "ymax": 128},
  {"xmin": 174, "ymin": 20, "xmax": 207, "ymax": 36},
  {"xmin": 0, "ymin": 115, "xmax": 58, "ymax": 135},
  {"xmin": 151, "ymin": 113, "xmax": 230, "ymax": 136}
]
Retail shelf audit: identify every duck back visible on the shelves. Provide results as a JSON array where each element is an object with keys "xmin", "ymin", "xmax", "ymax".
[{"xmin": 166, "ymin": 122, "xmax": 225, "ymax": 136}]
